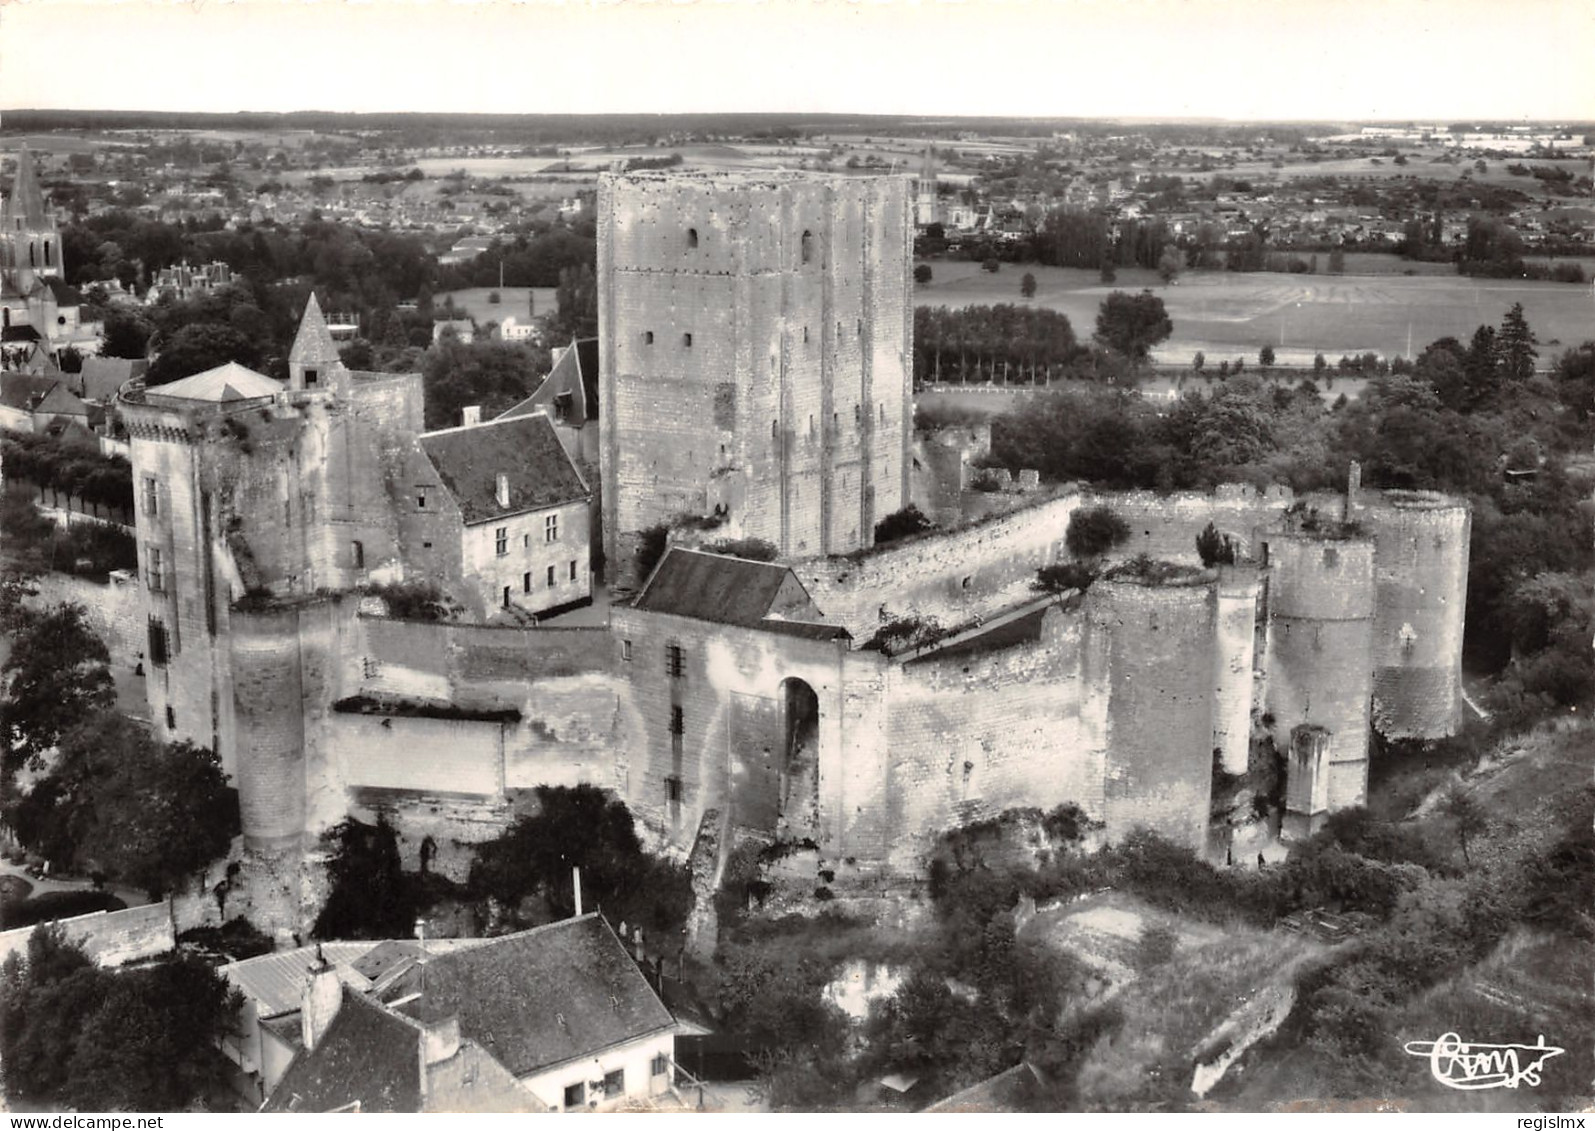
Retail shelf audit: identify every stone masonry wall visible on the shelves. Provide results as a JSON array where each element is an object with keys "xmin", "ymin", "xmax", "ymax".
[
  {"xmin": 23, "ymin": 570, "xmax": 143, "ymax": 663},
  {"xmin": 884, "ymin": 604, "xmax": 1106, "ymax": 871}
]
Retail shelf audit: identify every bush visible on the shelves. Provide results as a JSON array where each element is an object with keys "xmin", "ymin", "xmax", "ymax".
[
  {"xmin": 634, "ymin": 523, "xmax": 671, "ymax": 583},
  {"xmin": 1195, "ymin": 521, "xmax": 1237, "ymax": 567},
  {"xmin": 700, "ymin": 537, "xmax": 778, "ymax": 562},
  {"xmin": 0, "ymin": 889, "xmax": 126, "ymax": 930},
  {"xmin": 873, "ymin": 504, "xmax": 935, "ymax": 545},
  {"xmin": 365, "ymin": 581, "xmax": 452, "ymax": 622},
  {"xmin": 1033, "ymin": 561, "xmax": 1099, "ymax": 594},
  {"xmin": 1064, "ymin": 505, "xmax": 1131, "ymax": 558},
  {"xmin": 914, "ymin": 264, "xmax": 933, "ymax": 285}
]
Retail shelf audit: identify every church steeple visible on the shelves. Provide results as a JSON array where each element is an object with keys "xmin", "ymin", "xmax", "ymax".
[
  {"xmin": 7, "ymin": 147, "xmax": 50, "ymax": 229},
  {"xmin": 2, "ymin": 147, "xmax": 62, "ymax": 293},
  {"xmin": 288, "ymin": 293, "xmax": 343, "ymax": 391}
]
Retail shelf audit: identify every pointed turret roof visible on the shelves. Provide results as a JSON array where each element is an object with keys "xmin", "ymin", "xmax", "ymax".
[
  {"xmin": 289, "ymin": 293, "xmax": 341, "ymax": 369},
  {"xmin": 6, "ymin": 147, "xmax": 50, "ymax": 228}
]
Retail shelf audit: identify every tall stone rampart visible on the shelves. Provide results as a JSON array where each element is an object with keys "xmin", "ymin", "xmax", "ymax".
[
  {"xmin": 1086, "ymin": 573, "xmax": 1220, "ymax": 851},
  {"xmin": 884, "ymin": 604, "xmax": 1105, "ymax": 870},
  {"xmin": 22, "ymin": 571, "xmax": 143, "ymax": 665},
  {"xmin": 1212, "ymin": 566, "xmax": 1262, "ymax": 775}
]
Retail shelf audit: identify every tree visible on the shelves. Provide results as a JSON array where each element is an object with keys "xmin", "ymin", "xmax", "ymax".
[
  {"xmin": 1157, "ymin": 245, "xmax": 1182, "ymax": 285},
  {"xmin": 874, "ymin": 504, "xmax": 935, "ymax": 545},
  {"xmin": 1192, "ymin": 351, "xmax": 1205, "ymax": 373},
  {"xmin": 914, "ymin": 264, "xmax": 933, "ymax": 286},
  {"xmin": 145, "ymin": 322, "xmax": 261, "ymax": 386},
  {"xmin": 99, "ymin": 309, "xmax": 154, "ymax": 361},
  {"xmin": 1440, "ymin": 785, "xmax": 1487, "ymax": 865},
  {"xmin": 1020, "ymin": 272, "xmax": 1037, "ymax": 299},
  {"xmin": 1328, "ymin": 246, "xmax": 1346, "ymax": 275},
  {"xmin": 1196, "ymin": 522, "xmax": 1237, "ymax": 567},
  {"xmin": 1065, "ymin": 505, "xmax": 1131, "ymax": 558},
  {"xmin": 1, "ymin": 926, "xmax": 240, "ymax": 1110},
  {"xmin": 982, "ymin": 258, "xmax": 1001, "ymax": 274},
  {"xmin": 314, "ymin": 815, "xmax": 414, "ymax": 939},
  {"xmin": 1093, "ymin": 290, "xmax": 1172, "ymax": 361},
  {"xmin": 1314, "ymin": 353, "xmax": 1328, "ymax": 376},
  {"xmin": 470, "ymin": 785, "xmax": 690, "ymax": 935},
  {"xmin": 551, "ymin": 262, "xmax": 598, "ymax": 341},
  {"xmin": 1496, "ymin": 303, "xmax": 1538, "ymax": 382},
  {"xmin": 1259, "ymin": 344, "xmax": 1276, "ymax": 368},
  {"xmin": 1033, "ymin": 562, "xmax": 1098, "ymax": 594},
  {"xmin": 1, "ymin": 603, "xmax": 115, "ymax": 770},
  {"xmin": 6, "ymin": 712, "xmax": 238, "ymax": 895},
  {"xmin": 65, "ymin": 715, "xmax": 238, "ymax": 897},
  {"xmin": 1099, "ymin": 262, "xmax": 1117, "ymax": 285}
]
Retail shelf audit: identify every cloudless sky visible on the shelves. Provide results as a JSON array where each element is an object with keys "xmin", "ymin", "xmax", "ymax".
[{"xmin": 1, "ymin": 0, "xmax": 1591, "ymax": 122}]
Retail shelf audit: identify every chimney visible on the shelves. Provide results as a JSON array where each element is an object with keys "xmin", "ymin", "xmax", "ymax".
[
  {"xmin": 421, "ymin": 1014, "xmax": 461, "ymax": 1068},
  {"xmin": 1345, "ymin": 460, "xmax": 1362, "ymax": 522},
  {"xmin": 572, "ymin": 865, "xmax": 583, "ymax": 917},
  {"xmin": 462, "ymin": 405, "xmax": 481, "ymax": 427},
  {"xmin": 301, "ymin": 947, "xmax": 343, "ymax": 1051},
  {"xmin": 495, "ymin": 473, "xmax": 510, "ymax": 509}
]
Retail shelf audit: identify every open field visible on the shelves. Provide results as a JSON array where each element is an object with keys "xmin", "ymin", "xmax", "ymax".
[
  {"xmin": 916, "ymin": 260, "xmax": 1595, "ymax": 367},
  {"xmin": 435, "ymin": 286, "xmax": 558, "ymax": 324}
]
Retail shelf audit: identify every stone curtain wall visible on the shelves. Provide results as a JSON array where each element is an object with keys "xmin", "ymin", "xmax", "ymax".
[
  {"xmin": 23, "ymin": 570, "xmax": 143, "ymax": 662},
  {"xmin": 799, "ymin": 484, "xmax": 1297, "ymax": 643},
  {"xmin": 0, "ymin": 903, "xmax": 174, "ymax": 968}
]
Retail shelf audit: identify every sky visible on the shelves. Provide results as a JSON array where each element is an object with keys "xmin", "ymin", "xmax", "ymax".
[{"xmin": 0, "ymin": 0, "xmax": 1592, "ymax": 122}]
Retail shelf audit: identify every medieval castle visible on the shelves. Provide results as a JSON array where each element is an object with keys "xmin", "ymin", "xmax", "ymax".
[{"xmin": 118, "ymin": 171, "xmax": 1470, "ymax": 936}]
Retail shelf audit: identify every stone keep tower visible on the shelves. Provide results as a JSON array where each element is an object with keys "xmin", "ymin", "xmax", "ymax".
[{"xmin": 597, "ymin": 172, "xmax": 913, "ymax": 581}]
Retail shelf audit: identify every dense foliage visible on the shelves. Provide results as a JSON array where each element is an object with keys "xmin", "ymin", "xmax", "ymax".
[
  {"xmin": 0, "ymin": 926, "xmax": 240, "ymax": 1111},
  {"xmin": 984, "ymin": 309, "xmax": 1595, "ymax": 688},
  {"xmin": 0, "ymin": 433, "xmax": 135, "ymax": 513},
  {"xmin": 1064, "ymin": 505, "xmax": 1131, "ymax": 558},
  {"xmin": 4, "ymin": 710, "xmax": 239, "ymax": 898},
  {"xmin": 1, "ymin": 596, "xmax": 115, "ymax": 771},
  {"xmin": 469, "ymin": 785, "xmax": 692, "ymax": 936},
  {"xmin": 913, "ymin": 305, "xmax": 1083, "ymax": 385}
]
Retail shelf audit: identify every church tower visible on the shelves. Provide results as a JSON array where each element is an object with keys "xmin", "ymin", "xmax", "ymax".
[{"xmin": 1, "ymin": 147, "xmax": 62, "ymax": 296}]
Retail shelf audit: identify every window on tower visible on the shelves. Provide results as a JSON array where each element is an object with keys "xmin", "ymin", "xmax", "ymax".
[
  {"xmin": 801, "ymin": 230, "xmax": 814, "ymax": 264},
  {"xmin": 687, "ymin": 228, "xmax": 699, "ymax": 249}
]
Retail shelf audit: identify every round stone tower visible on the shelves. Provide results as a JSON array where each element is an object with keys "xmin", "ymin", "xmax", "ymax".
[
  {"xmin": 1357, "ymin": 490, "xmax": 1470, "ymax": 739},
  {"xmin": 1086, "ymin": 564, "xmax": 1218, "ymax": 851},
  {"xmin": 229, "ymin": 605, "xmax": 308, "ymax": 934},
  {"xmin": 1260, "ymin": 531, "xmax": 1375, "ymax": 833}
]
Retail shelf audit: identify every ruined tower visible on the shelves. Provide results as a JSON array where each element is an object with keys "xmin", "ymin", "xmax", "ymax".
[{"xmin": 596, "ymin": 171, "xmax": 913, "ymax": 583}]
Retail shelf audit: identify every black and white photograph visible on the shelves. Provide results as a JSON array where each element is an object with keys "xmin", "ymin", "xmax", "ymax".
[{"xmin": 0, "ymin": 0, "xmax": 1591, "ymax": 1116}]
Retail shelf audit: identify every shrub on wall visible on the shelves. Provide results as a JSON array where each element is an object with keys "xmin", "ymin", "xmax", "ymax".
[
  {"xmin": 1064, "ymin": 505, "xmax": 1131, "ymax": 558},
  {"xmin": 873, "ymin": 503, "xmax": 935, "ymax": 546},
  {"xmin": 700, "ymin": 537, "xmax": 778, "ymax": 562}
]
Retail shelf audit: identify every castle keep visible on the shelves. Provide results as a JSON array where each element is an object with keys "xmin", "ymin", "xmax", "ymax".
[
  {"xmin": 597, "ymin": 172, "xmax": 913, "ymax": 580},
  {"xmin": 121, "ymin": 172, "xmax": 1470, "ymax": 935}
]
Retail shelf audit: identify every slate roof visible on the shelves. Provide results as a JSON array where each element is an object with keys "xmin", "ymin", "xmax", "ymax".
[
  {"xmin": 261, "ymin": 991, "xmax": 423, "ymax": 1113},
  {"xmin": 146, "ymin": 361, "xmax": 282, "ymax": 403},
  {"xmin": 33, "ymin": 382, "xmax": 87, "ymax": 418},
  {"xmin": 289, "ymin": 293, "xmax": 341, "ymax": 369},
  {"xmin": 1, "ymin": 325, "xmax": 43, "ymax": 343},
  {"xmin": 74, "ymin": 356, "xmax": 146, "ymax": 402},
  {"xmin": 222, "ymin": 943, "xmax": 377, "ymax": 1017},
  {"xmin": 495, "ymin": 338, "xmax": 598, "ymax": 426},
  {"xmin": 381, "ymin": 914, "xmax": 675, "ymax": 1078},
  {"xmin": 634, "ymin": 548, "xmax": 848, "ymax": 640},
  {"xmin": 418, "ymin": 413, "xmax": 588, "ymax": 525},
  {"xmin": 923, "ymin": 1062, "xmax": 1041, "ymax": 1112},
  {"xmin": 44, "ymin": 279, "xmax": 82, "ymax": 306},
  {"xmin": 0, "ymin": 372, "xmax": 61, "ymax": 411}
]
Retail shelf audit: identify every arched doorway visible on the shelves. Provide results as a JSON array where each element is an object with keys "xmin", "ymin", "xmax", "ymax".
[{"xmin": 779, "ymin": 678, "xmax": 820, "ymax": 838}]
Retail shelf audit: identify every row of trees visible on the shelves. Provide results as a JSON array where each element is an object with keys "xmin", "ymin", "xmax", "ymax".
[{"xmin": 912, "ymin": 305, "xmax": 1084, "ymax": 384}]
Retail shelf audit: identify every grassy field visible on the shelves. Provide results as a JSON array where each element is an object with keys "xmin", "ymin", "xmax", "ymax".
[
  {"xmin": 916, "ymin": 260, "xmax": 1595, "ymax": 367},
  {"xmin": 435, "ymin": 286, "xmax": 558, "ymax": 324}
]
